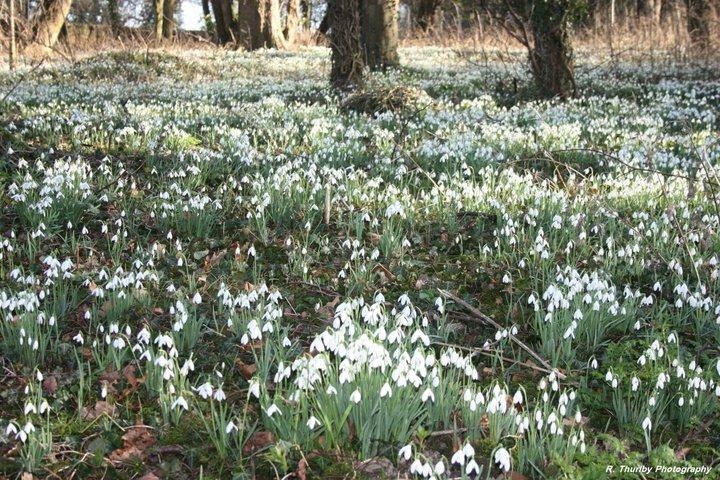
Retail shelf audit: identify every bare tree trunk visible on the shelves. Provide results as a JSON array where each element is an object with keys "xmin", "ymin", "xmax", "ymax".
[
  {"xmin": 9, "ymin": 0, "xmax": 17, "ymax": 68},
  {"xmin": 416, "ymin": 0, "xmax": 441, "ymax": 31},
  {"xmin": 529, "ymin": 0, "xmax": 576, "ymax": 99},
  {"xmin": 28, "ymin": 0, "xmax": 72, "ymax": 53},
  {"xmin": 328, "ymin": 0, "xmax": 364, "ymax": 90},
  {"xmin": 300, "ymin": 0, "xmax": 311, "ymax": 28},
  {"xmin": 162, "ymin": 0, "xmax": 176, "ymax": 38},
  {"xmin": 211, "ymin": 0, "xmax": 234, "ymax": 43},
  {"xmin": 238, "ymin": 0, "xmax": 286, "ymax": 49},
  {"xmin": 238, "ymin": 0, "xmax": 264, "ymax": 48},
  {"xmin": 360, "ymin": 0, "xmax": 399, "ymax": 70},
  {"xmin": 154, "ymin": 0, "xmax": 164, "ymax": 41},
  {"xmin": 653, "ymin": 0, "xmax": 663, "ymax": 25},
  {"xmin": 201, "ymin": 0, "xmax": 214, "ymax": 34},
  {"xmin": 263, "ymin": 0, "xmax": 286, "ymax": 47},
  {"xmin": 284, "ymin": 0, "xmax": 301, "ymax": 45},
  {"xmin": 107, "ymin": 0, "xmax": 121, "ymax": 34},
  {"xmin": 685, "ymin": 0, "xmax": 711, "ymax": 47}
]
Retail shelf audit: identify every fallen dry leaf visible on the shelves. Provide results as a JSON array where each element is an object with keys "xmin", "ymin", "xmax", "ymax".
[
  {"xmin": 122, "ymin": 364, "xmax": 143, "ymax": 388},
  {"xmin": 675, "ymin": 447, "xmax": 691, "ymax": 460},
  {"xmin": 242, "ymin": 430, "xmax": 275, "ymax": 455},
  {"xmin": 204, "ymin": 249, "xmax": 227, "ymax": 271},
  {"xmin": 42, "ymin": 376, "xmax": 58, "ymax": 395},
  {"xmin": 234, "ymin": 359, "xmax": 257, "ymax": 380},
  {"xmin": 82, "ymin": 401, "xmax": 116, "ymax": 420},
  {"xmin": 562, "ymin": 415, "xmax": 589, "ymax": 427},
  {"xmin": 354, "ymin": 457, "xmax": 397, "ymax": 479},
  {"xmin": 108, "ymin": 422, "xmax": 156, "ymax": 464},
  {"xmin": 296, "ymin": 457, "xmax": 308, "ymax": 480},
  {"xmin": 501, "ymin": 472, "xmax": 528, "ymax": 480}
]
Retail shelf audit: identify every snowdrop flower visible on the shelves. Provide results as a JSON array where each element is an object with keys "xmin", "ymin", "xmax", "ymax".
[
  {"xmin": 350, "ymin": 388, "xmax": 362, "ymax": 404},
  {"xmin": 213, "ymin": 387, "xmax": 226, "ymax": 402},
  {"xmin": 434, "ymin": 460, "xmax": 445, "ymax": 475},
  {"xmin": 494, "ymin": 447, "xmax": 511, "ymax": 472},
  {"xmin": 466, "ymin": 459, "xmax": 481, "ymax": 475},
  {"xmin": 172, "ymin": 396, "xmax": 189, "ymax": 411},
  {"xmin": 462, "ymin": 443, "xmax": 475, "ymax": 458},
  {"xmin": 195, "ymin": 382, "xmax": 213, "ymax": 399},
  {"xmin": 398, "ymin": 443, "xmax": 412, "ymax": 461},
  {"xmin": 380, "ymin": 382, "xmax": 393, "ymax": 398},
  {"xmin": 421, "ymin": 387, "xmax": 435, "ymax": 403},
  {"xmin": 451, "ymin": 448, "xmax": 465, "ymax": 466},
  {"xmin": 192, "ymin": 292, "xmax": 202, "ymax": 304},
  {"xmin": 409, "ymin": 459, "xmax": 423, "ymax": 475},
  {"xmin": 249, "ymin": 380, "xmax": 261, "ymax": 399},
  {"xmin": 265, "ymin": 404, "xmax": 282, "ymax": 417},
  {"xmin": 642, "ymin": 416, "xmax": 652, "ymax": 431},
  {"xmin": 307, "ymin": 416, "xmax": 321, "ymax": 430},
  {"xmin": 225, "ymin": 421, "xmax": 238, "ymax": 434}
]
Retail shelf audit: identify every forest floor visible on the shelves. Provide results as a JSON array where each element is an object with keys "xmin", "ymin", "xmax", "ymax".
[{"xmin": 0, "ymin": 47, "xmax": 719, "ymax": 479}]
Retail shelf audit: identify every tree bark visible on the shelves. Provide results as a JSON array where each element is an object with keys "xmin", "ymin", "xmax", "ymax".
[
  {"xmin": 637, "ymin": 0, "xmax": 663, "ymax": 25},
  {"xmin": 201, "ymin": 0, "xmax": 214, "ymax": 34},
  {"xmin": 162, "ymin": 0, "xmax": 176, "ymax": 38},
  {"xmin": 360, "ymin": 0, "xmax": 399, "ymax": 70},
  {"xmin": 263, "ymin": 0, "xmax": 286, "ymax": 47},
  {"xmin": 210, "ymin": 0, "xmax": 234, "ymax": 44},
  {"xmin": 685, "ymin": 0, "xmax": 711, "ymax": 47},
  {"xmin": 284, "ymin": 0, "xmax": 301, "ymax": 45},
  {"xmin": 529, "ymin": 0, "xmax": 575, "ymax": 99},
  {"xmin": 28, "ymin": 0, "xmax": 72, "ymax": 53},
  {"xmin": 237, "ymin": 0, "xmax": 286, "ymax": 49},
  {"xmin": 9, "ymin": 0, "xmax": 17, "ymax": 68},
  {"xmin": 416, "ymin": 0, "xmax": 441, "ymax": 31},
  {"xmin": 300, "ymin": 0, "xmax": 311, "ymax": 28},
  {"xmin": 154, "ymin": 0, "xmax": 164, "ymax": 41},
  {"xmin": 238, "ymin": 0, "xmax": 264, "ymax": 48},
  {"xmin": 107, "ymin": 0, "xmax": 121, "ymax": 34},
  {"xmin": 327, "ymin": 0, "xmax": 364, "ymax": 90}
]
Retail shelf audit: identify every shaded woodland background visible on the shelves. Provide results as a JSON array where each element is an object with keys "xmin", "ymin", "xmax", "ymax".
[{"xmin": 1, "ymin": 0, "xmax": 719, "ymax": 100}]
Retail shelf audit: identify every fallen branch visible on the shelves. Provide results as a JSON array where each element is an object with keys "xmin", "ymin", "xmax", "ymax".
[{"xmin": 438, "ymin": 288, "xmax": 566, "ymax": 381}]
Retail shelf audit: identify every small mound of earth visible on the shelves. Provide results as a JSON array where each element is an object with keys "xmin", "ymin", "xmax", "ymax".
[
  {"xmin": 71, "ymin": 51, "xmax": 217, "ymax": 83},
  {"xmin": 342, "ymin": 85, "xmax": 433, "ymax": 115}
]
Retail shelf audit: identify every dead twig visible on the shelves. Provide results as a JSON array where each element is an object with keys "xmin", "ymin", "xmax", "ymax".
[{"xmin": 438, "ymin": 288, "xmax": 567, "ymax": 381}]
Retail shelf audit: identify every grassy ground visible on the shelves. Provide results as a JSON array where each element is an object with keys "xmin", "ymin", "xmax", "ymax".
[{"xmin": 0, "ymin": 47, "xmax": 719, "ymax": 479}]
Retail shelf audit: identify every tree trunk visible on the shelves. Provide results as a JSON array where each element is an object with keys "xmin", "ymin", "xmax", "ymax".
[
  {"xmin": 263, "ymin": 0, "xmax": 286, "ymax": 47},
  {"xmin": 9, "ymin": 0, "xmax": 17, "ymax": 68},
  {"xmin": 237, "ymin": 0, "xmax": 286, "ymax": 49},
  {"xmin": 28, "ymin": 0, "xmax": 72, "ymax": 53},
  {"xmin": 210, "ymin": 0, "xmax": 234, "ymax": 44},
  {"xmin": 685, "ymin": 0, "xmax": 711, "ymax": 47},
  {"xmin": 238, "ymin": 0, "xmax": 264, "ymax": 48},
  {"xmin": 529, "ymin": 0, "xmax": 575, "ymax": 99},
  {"xmin": 108, "ymin": 0, "xmax": 121, "ymax": 34},
  {"xmin": 300, "ymin": 0, "xmax": 311, "ymax": 28},
  {"xmin": 201, "ymin": 0, "xmax": 214, "ymax": 34},
  {"xmin": 154, "ymin": 0, "xmax": 164, "ymax": 41},
  {"xmin": 162, "ymin": 0, "xmax": 176, "ymax": 38},
  {"xmin": 327, "ymin": 0, "xmax": 364, "ymax": 90},
  {"xmin": 360, "ymin": 0, "xmax": 399, "ymax": 70},
  {"xmin": 416, "ymin": 0, "xmax": 440, "ymax": 31},
  {"xmin": 284, "ymin": 0, "xmax": 301, "ymax": 45}
]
